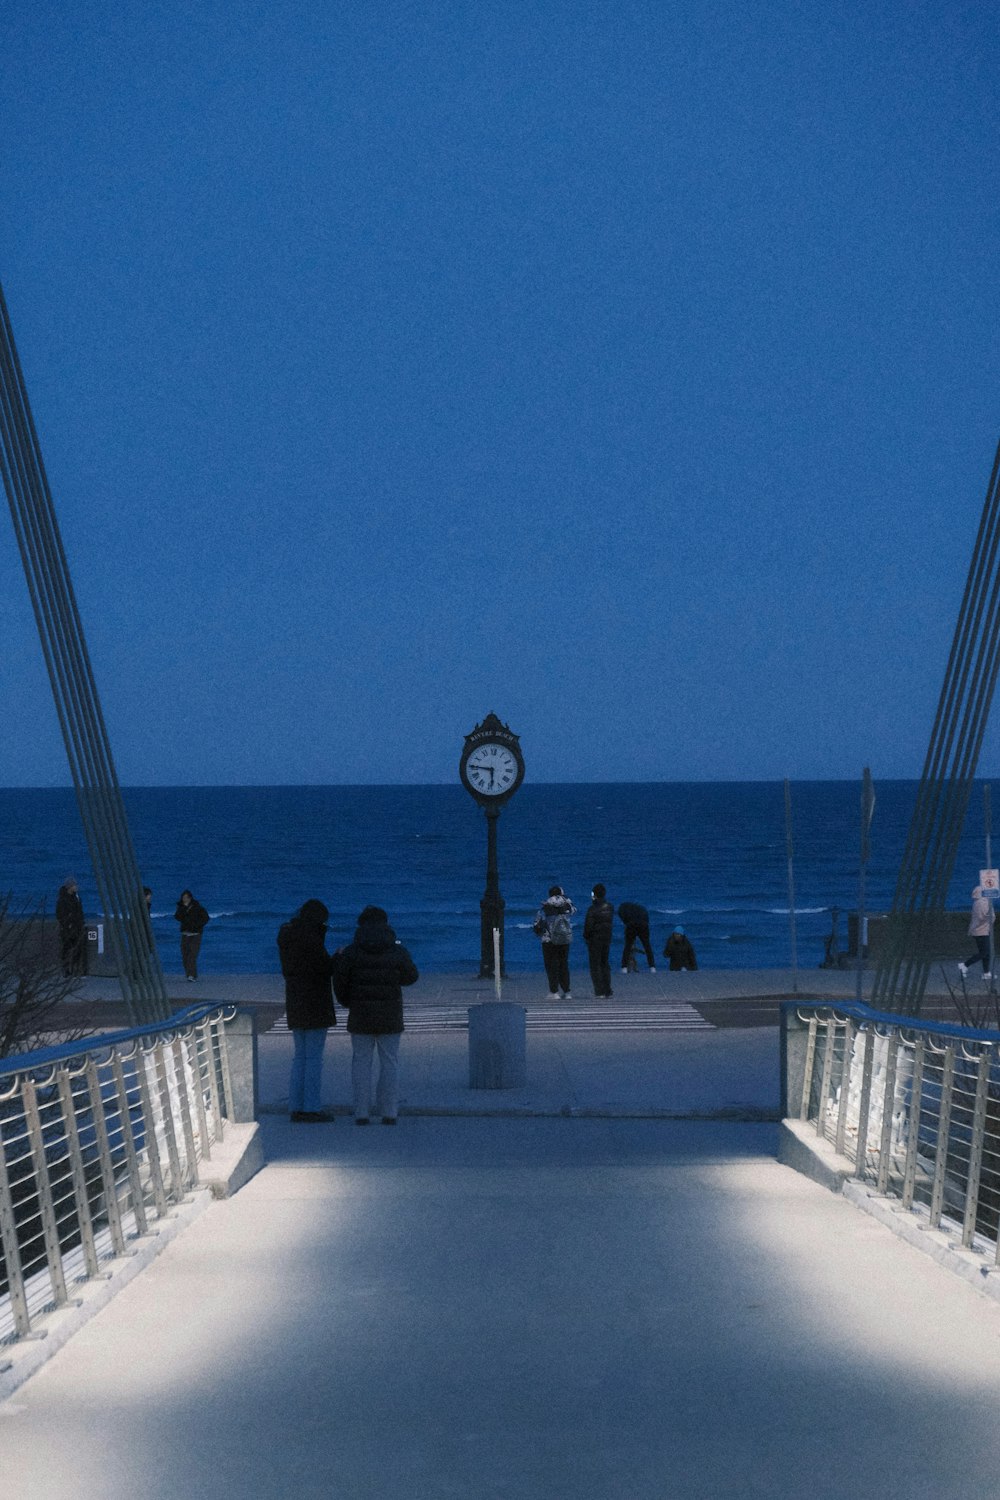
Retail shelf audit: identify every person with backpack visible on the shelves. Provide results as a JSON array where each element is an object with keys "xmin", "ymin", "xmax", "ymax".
[{"xmin": 534, "ymin": 885, "xmax": 576, "ymax": 999}]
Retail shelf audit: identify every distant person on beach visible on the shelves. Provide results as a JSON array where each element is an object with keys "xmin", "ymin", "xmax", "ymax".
[
  {"xmin": 278, "ymin": 899, "xmax": 337, "ymax": 1123},
  {"xmin": 617, "ymin": 900, "xmax": 656, "ymax": 974},
  {"xmin": 959, "ymin": 885, "xmax": 995, "ymax": 982},
  {"xmin": 583, "ymin": 883, "xmax": 615, "ymax": 998},
  {"xmin": 534, "ymin": 886, "xmax": 576, "ymax": 999},
  {"xmin": 663, "ymin": 926, "xmax": 698, "ymax": 971},
  {"xmin": 174, "ymin": 889, "xmax": 210, "ymax": 981},
  {"xmin": 333, "ymin": 906, "xmax": 418, "ymax": 1125},
  {"xmin": 56, "ymin": 877, "xmax": 87, "ymax": 976},
  {"xmin": 142, "ymin": 886, "xmax": 154, "ymax": 950}
]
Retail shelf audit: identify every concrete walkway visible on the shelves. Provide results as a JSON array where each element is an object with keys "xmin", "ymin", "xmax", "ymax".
[
  {"xmin": 5, "ymin": 1116, "xmax": 1000, "ymax": 1498},
  {"xmin": 7, "ymin": 970, "xmax": 1000, "ymax": 1496}
]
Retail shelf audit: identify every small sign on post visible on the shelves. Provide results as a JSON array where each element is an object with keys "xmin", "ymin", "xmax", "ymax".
[{"xmin": 980, "ymin": 869, "xmax": 1000, "ymax": 900}]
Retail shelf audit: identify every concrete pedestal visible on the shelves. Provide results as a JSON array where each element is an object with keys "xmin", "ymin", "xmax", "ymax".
[{"xmin": 468, "ymin": 1002, "xmax": 526, "ymax": 1089}]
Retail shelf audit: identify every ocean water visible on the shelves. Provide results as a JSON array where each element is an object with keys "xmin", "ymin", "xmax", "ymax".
[{"xmin": 0, "ymin": 781, "xmax": 994, "ymax": 975}]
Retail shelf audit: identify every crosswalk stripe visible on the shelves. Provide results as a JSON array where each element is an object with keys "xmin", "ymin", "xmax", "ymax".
[{"xmin": 269, "ymin": 1002, "xmax": 713, "ymax": 1034}]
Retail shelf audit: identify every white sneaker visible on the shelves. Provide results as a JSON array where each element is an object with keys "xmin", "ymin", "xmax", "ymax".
[
  {"xmin": 984, "ymin": 973, "xmax": 993, "ymax": 982},
  {"xmin": 562, "ymin": 992, "xmax": 572, "ymax": 1000},
  {"xmin": 621, "ymin": 967, "xmax": 628, "ymax": 974},
  {"xmin": 958, "ymin": 963, "xmax": 968, "ymax": 978},
  {"xmin": 649, "ymin": 967, "xmax": 657, "ymax": 973},
  {"xmin": 546, "ymin": 992, "xmax": 559, "ymax": 1001}
]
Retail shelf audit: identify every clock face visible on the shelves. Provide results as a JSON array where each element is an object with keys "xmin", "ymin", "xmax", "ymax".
[{"xmin": 465, "ymin": 742, "xmax": 519, "ymax": 797}]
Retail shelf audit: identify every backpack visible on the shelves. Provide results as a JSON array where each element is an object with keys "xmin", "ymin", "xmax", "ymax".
[{"xmin": 548, "ymin": 909, "xmax": 572, "ymax": 944}]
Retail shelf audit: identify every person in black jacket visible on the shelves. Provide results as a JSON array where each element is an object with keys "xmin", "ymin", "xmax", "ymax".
[
  {"xmin": 174, "ymin": 889, "xmax": 210, "ymax": 980},
  {"xmin": 332, "ymin": 905, "xmax": 418, "ymax": 1125},
  {"xmin": 583, "ymin": 883, "xmax": 615, "ymax": 998},
  {"xmin": 56, "ymin": 877, "xmax": 87, "ymax": 976},
  {"xmin": 663, "ymin": 926, "xmax": 698, "ymax": 971},
  {"xmin": 278, "ymin": 899, "xmax": 337, "ymax": 1123},
  {"xmin": 617, "ymin": 900, "xmax": 657, "ymax": 974}
]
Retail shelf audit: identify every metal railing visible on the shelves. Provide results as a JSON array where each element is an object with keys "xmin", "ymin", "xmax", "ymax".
[
  {"xmin": 789, "ymin": 1001, "xmax": 1000, "ymax": 1258},
  {"xmin": 0, "ymin": 1004, "xmax": 237, "ymax": 1350}
]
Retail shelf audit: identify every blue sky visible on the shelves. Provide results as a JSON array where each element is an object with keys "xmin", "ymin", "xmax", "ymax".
[{"xmin": 1, "ymin": 1, "xmax": 998, "ymax": 786}]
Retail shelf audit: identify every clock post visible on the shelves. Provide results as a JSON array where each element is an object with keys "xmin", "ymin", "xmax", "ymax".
[
  {"xmin": 482, "ymin": 805, "xmax": 504, "ymax": 978},
  {"xmin": 459, "ymin": 713, "xmax": 525, "ymax": 979}
]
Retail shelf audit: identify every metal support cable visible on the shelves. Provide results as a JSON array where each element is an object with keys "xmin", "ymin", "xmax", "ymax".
[
  {"xmin": 0, "ymin": 282, "xmax": 169, "ymax": 1024},
  {"xmin": 873, "ymin": 436, "xmax": 1000, "ymax": 1015}
]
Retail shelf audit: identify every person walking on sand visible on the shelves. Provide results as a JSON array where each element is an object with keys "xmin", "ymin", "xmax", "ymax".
[
  {"xmin": 278, "ymin": 899, "xmax": 337, "ymax": 1123},
  {"xmin": 959, "ymin": 885, "xmax": 996, "ymax": 982},
  {"xmin": 663, "ymin": 925, "xmax": 698, "ymax": 971},
  {"xmin": 333, "ymin": 906, "xmax": 418, "ymax": 1125},
  {"xmin": 617, "ymin": 900, "xmax": 656, "ymax": 974},
  {"xmin": 174, "ymin": 889, "xmax": 210, "ymax": 980},
  {"xmin": 56, "ymin": 877, "xmax": 87, "ymax": 977},
  {"xmin": 583, "ymin": 883, "xmax": 615, "ymax": 998},
  {"xmin": 534, "ymin": 885, "xmax": 576, "ymax": 1000}
]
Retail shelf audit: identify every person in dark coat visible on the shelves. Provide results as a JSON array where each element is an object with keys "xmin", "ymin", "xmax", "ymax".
[
  {"xmin": 663, "ymin": 926, "xmax": 698, "ymax": 971},
  {"xmin": 56, "ymin": 877, "xmax": 87, "ymax": 976},
  {"xmin": 278, "ymin": 899, "xmax": 337, "ymax": 1123},
  {"xmin": 174, "ymin": 889, "xmax": 210, "ymax": 980},
  {"xmin": 332, "ymin": 906, "xmax": 418, "ymax": 1125},
  {"xmin": 617, "ymin": 900, "xmax": 656, "ymax": 974},
  {"xmin": 583, "ymin": 883, "xmax": 615, "ymax": 998}
]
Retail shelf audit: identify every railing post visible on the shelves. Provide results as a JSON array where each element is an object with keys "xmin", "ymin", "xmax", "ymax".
[
  {"xmin": 84, "ymin": 1055, "xmax": 126, "ymax": 1258},
  {"xmin": 220, "ymin": 1010, "xmax": 257, "ymax": 1123},
  {"xmin": 835, "ymin": 1019, "xmax": 855, "ymax": 1157},
  {"xmin": 876, "ymin": 1032, "xmax": 901, "ymax": 1195},
  {"xmin": 962, "ymin": 1050, "xmax": 992, "ymax": 1248},
  {"xmin": 0, "ymin": 1116, "xmax": 32, "ymax": 1339},
  {"xmin": 929, "ymin": 1045, "xmax": 957, "ymax": 1229},
  {"xmin": 153, "ymin": 1042, "xmax": 186, "ymax": 1204},
  {"xmin": 110, "ymin": 1052, "xmax": 148, "ymax": 1237},
  {"xmin": 816, "ymin": 1016, "xmax": 835, "ymax": 1138},
  {"xmin": 901, "ymin": 1037, "xmax": 926, "ymax": 1210},
  {"xmin": 854, "ymin": 1026, "xmax": 877, "ymax": 1177},
  {"xmin": 57, "ymin": 1067, "xmax": 101, "ymax": 1279},
  {"xmin": 21, "ymin": 1077, "xmax": 69, "ymax": 1306},
  {"xmin": 135, "ymin": 1047, "xmax": 169, "ymax": 1219},
  {"xmin": 800, "ymin": 1015, "xmax": 818, "ymax": 1122}
]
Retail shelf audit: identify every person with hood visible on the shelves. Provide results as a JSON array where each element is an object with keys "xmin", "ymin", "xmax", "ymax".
[
  {"xmin": 663, "ymin": 926, "xmax": 698, "ymax": 971},
  {"xmin": 583, "ymin": 883, "xmax": 615, "ymax": 998},
  {"xmin": 277, "ymin": 899, "xmax": 337, "ymax": 1123},
  {"xmin": 959, "ymin": 885, "xmax": 995, "ymax": 982},
  {"xmin": 617, "ymin": 900, "xmax": 656, "ymax": 974},
  {"xmin": 332, "ymin": 906, "xmax": 418, "ymax": 1125},
  {"xmin": 534, "ymin": 885, "xmax": 576, "ymax": 1000},
  {"xmin": 56, "ymin": 877, "xmax": 86, "ymax": 976},
  {"xmin": 174, "ymin": 889, "xmax": 210, "ymax": 980}
]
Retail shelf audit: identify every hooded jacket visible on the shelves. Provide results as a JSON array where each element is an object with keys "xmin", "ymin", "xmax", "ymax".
[
  {"xmin": 969, "ymin": 887, "xmax": 995, "ymax": 938},
  {"xmin": 535, "ymin": 895, "xmax": 576, "ymax": 945},
  {"xmin": 277, "ymin": 900, "xmax": 337, "ymax": 1030},
  {"xmin": 332, "ymin": 915, "xmax": 419, "ymax": 1034}
]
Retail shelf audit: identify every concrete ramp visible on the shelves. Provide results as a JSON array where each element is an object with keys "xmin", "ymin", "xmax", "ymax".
[{"xmin": 4, "ymin": 1118, "xmax": 1000, "ymax": 1499}]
